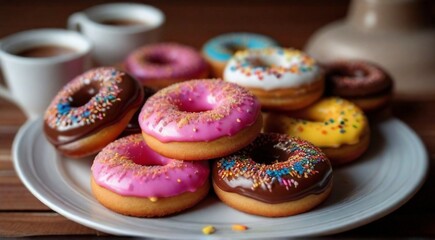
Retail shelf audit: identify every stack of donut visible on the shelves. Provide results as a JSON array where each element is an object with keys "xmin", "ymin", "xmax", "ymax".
[
  {"xmin": 137, "ymin": 78, "xmax": 333, "ymax": 217},
  {"xmin": 43, "ymin": 73, "xmax": 333, "ymax": 218},
  {"xmin": 222, "ymin": 46, "xmax": 376, "ymax": 166},
  {"xmin": 43, "ymin": 32, "xmax": 392, "ymax": 219}
]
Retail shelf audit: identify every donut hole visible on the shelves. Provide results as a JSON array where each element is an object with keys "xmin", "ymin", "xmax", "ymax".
[
  {"xmin": 177, "ymin": 100, "xmax": 214, "ymax": 113},
  {"xmin": 131, "ymin": 147, "xmax": 168, "ymax": 166},
  {"xmin": 247, "ymin": 55, "xmax": 283, "ymax": 69},
  {"xmin": 132, "ymin": 155, "xmax": 166, "ymax": 166},
  {"xmin": 176, "ymin": 94, "xmax": 216, "ymax": 113},
  {"xmin": 223, "ymin": 43, "xmax": 246, "ymax": 54},
  {"xmin": 251, "ymin": 143, "xmax": 289, "ymax": 164},
  {"xmin": 248, "ymin": 57, "xmax": 272, "ymax": 69},
  {"xmin": 69, "ymin": 82, "xmax": 100, "ymax": 107},
  {"xmin": 145, "ymin": 54, "xmax": 173, "ymax": 65}
]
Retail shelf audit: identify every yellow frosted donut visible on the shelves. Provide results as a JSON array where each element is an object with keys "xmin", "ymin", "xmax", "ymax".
[{"xmin": 264, "ymin": 97, "xmax": 370, "ymax": 165}]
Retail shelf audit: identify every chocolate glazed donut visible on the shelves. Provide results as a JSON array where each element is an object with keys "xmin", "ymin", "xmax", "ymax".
[
  {"xmin": 43, "ymin": 67, "xmax": 144, "ymax": 157},
  {"xmin": 212, "ymin": 133, "xmax": 333, "ymax": 217},
  {"xmin": 324, "ymin": 60, "xmax": 394, "ymax": 112}
]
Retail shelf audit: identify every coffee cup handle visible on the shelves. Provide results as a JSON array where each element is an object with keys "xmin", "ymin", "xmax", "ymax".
[
  {"xmin": 67, "ymin": 12, "xmax": 86, "ymax": 32},
  {"xmin": 0, "ymin": 87, "xmax": 15, "ymax": 103},
  {"xmin": 0, "ymin": 85, "xmax": 15, "ymax": 103},
  {"xmin": 0, "ymin": 40, "xmax": 17, "ymax": 104}
]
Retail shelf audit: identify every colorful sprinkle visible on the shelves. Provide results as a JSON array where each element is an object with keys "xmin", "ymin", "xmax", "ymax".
[
  {"xmin": 227, "ymin": 48, "xmax": 316, "ymax": 80},
  {"xmin": 45, "ymin": 67, "xmax": 126, "ymax": 130},
  {"xmin": 266, "ymin": 97, "xmax": 368, "ymax": 148},
  {"xmin": 216, "ymin": 133, "xmax": 329, "ymax": 192},
  {"xmin": 91, "ymin": 134, "xmax": 210, "ymax": 199},
  {"xmin": 139, "ymin": 79, "xmax": 261, "ymax": 142},
  {"xmin": 232, "ymin": 224, "xmax": 249, "ymax": 231},
  {"xmin": 202, "ymin": 225, "xmax": 216, "ymax": 235}
]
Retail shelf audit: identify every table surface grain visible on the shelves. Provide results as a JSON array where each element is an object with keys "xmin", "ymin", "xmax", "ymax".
[{"xmin": 1, "ymin": 0, "xmax": 434, "ymax": 238}]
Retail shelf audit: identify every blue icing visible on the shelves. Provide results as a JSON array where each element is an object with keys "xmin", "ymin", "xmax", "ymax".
[{"xmin": 202, "ymin": 32, "xmax": 278, "ymax": 62}]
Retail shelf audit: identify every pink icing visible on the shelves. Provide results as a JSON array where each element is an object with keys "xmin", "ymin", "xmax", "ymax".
[
  {"xmin": 139, "ymin": 79, "xmax": 261, "ymax": 142},
  {"xmin": 91, "ymin": 134, "xmax": 210, "ymax": 198},
  {"xmin": 124, "ymin": 43, "xmax": 208, "ymax": 84}
]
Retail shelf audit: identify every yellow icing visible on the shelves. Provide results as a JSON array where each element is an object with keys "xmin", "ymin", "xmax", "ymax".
[{"xmin": 267, "ymin": 97, "xmax": 368, "ymax": 148}]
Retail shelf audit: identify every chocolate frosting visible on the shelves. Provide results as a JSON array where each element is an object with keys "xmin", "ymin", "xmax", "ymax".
[
  {"xmin": 213, "ymin": 133, "xmax": 333, "ymax": 204},
  {"xmin": 324, "ymin": 60, "xmax": 393, "ymax": 97},
  {"xmin": 43, "ymin": 67, "xmax": 144, "ymax": 146}
]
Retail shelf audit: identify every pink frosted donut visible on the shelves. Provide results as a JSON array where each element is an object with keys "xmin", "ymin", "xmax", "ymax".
[
  {"xmin": 124, "ymin": 43, "xmax": 209, "ymax": 89},
  {"xmin": 139, "ymin": 79, "xmax": 263, "ymax": 160},
  {"xmin": 91, "ymin": 134, "xmax": 210, "ymax": 217}
]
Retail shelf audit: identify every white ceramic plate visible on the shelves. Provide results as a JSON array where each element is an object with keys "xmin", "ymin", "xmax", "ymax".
[{"xmin": 13, "ymin": 117, "xmax": 428, "ymax": 239}]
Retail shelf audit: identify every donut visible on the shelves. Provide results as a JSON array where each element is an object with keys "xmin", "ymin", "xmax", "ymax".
[
  {"xmin": 43, "ymin": 67, "xmax": 144, "ymax": 158},
  {"xmin": 324, "ymin": 60, "xmax": 394, "ymax": 112},
  {"xmin": 91, "ymin": 134, "xmax": 210, "ymax": 217},
  {"xmin": 139, "ymin": 79, "xmax": 263, "ymax": 160},
  {"xmin": 124, "ymin": 42, "xmax": 209, "ymax": 89},
  {"xmin": 212, "ymin": 133, "xmax": 333, "ymax": 217},
  {"xmin": 202, "ymin": 32, "xmax": 278, "ymax": 78},
  {"xmin": 264, "ymin": 97, "xmax": 370, "ymax": 165},
  {"xmin": 224, "ymin": 47, "xmax": 324, "ymax": 111}
]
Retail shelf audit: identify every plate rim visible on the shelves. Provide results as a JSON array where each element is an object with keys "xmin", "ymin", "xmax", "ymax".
[{"xmin": 12, "ymin": 117, "xmax": 429, "ymax": 238}]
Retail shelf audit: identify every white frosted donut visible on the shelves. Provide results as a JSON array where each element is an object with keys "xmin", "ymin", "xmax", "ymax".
[
  {"xmin": 224, "ymin": 47, "xmax": 323, "ymax": 91},
  {"xmin": 223, "ymin": 47, "xmax": 324, "ymax": 111}
]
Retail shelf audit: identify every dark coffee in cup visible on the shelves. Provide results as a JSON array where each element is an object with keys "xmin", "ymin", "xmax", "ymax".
[
  {"xmin": 15, "ymin": 45, "xmax": 77, "ymax": 58},
  {"xmin": 100, "ymin": 19, "xmax": 147, "ymax": 27},
  {"xmin": 67, "ymin": 3, "xmax": 164, "ymax": 65}
]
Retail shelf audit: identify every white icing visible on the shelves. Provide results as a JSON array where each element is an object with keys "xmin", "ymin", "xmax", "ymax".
[{"xmin": 223, "ymin": 48, "xmax": 323, "ymax": 91}]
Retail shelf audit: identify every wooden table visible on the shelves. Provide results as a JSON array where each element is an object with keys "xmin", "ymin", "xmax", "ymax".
[{"xmin": 1, "ymin": 0, "xmax": 434, "ymax": 238}]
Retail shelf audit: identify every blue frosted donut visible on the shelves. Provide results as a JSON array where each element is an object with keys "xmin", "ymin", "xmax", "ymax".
[{"xmin": 201, "ymin": 32, "xmax": 278, "ymax": 77}]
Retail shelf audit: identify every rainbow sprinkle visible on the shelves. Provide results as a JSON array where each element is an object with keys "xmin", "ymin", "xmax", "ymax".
[
  {"xmin": 94, "ymin": 134, "xmax": 188, "ymax": 180},
  {"xmin": 227, "ymin": 48, "xmax": 316, "ymax": 80},
  {"xmin": 216, "ymin": 133, "xmax": 328, "ymax": 192},
  {"xmin": 45, "ymin": 67, "xmax": 124, "ymax": 130},
  {"xmin": 232, "ymin": 224, "xmax": 249, "ymax": 231},
  {"xmin": 202, "ymin": 225, "xmax": 216, "ymax": 235},
  {"xmin": 141, "ymin": 79, "xmax": 259, "ymax": 128},
  {"xmin": 273, "ymin": 97, "xmax": 368, "ymax": 147}
]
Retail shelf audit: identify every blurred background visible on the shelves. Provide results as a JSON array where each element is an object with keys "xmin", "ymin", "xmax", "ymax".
[
  {"xmin": 1, "ymin": 0, "xmax": 434, "ymax": 98},
  {"xmin": 0, "ymin": 0, "xmax": 353, "ymax": 49}
]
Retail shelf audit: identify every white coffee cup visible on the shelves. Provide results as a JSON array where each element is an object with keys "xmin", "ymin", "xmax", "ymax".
[
  {"xmin": 0, "ymin": 29, "xmax": 93, "ymax": 119},
  {"xmin": 68, "ymin": 2, "xmax": 165, "ymax": 66}
]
